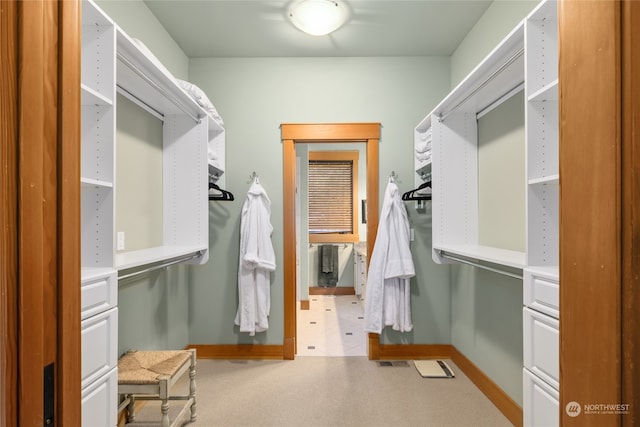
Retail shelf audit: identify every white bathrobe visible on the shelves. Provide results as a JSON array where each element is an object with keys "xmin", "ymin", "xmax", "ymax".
[
  {"xmin": 364, "ymin": 180, "xmax": 416, "ymax": 333},
  {"xmin": 234, "ymin": 181, "xmax": 276, "ymax": 336}
]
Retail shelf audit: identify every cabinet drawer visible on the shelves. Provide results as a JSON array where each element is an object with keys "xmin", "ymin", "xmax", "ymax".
[
  {"xmin": 524, "ymin": 270, "xmax": 559, "ymax": 319},
  {"xmin": 81, "ymin": 270, "xmax": 117, "ymax": 320},
  {"xmin": 81, "ymin": 307, "xmax": 118, "ymax": 388},
  {"xmin": 82, "ymin": 367, "xmax": 117, "ymax": 427},
  {"xmin": 523, "ymin": 307, "xmax": 559, "ymax": 389},
  {"xmin": 523, "ymin": 368, "xmax": 559, "ymax": 427}
]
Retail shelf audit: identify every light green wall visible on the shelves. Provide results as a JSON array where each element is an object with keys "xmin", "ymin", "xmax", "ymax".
[
  {"xmin": 450, "ymin": 0, "xmax": 539, "ymax": 88},
  {"xmin": 478, "ymin": 90, "xmax": 525, "ymax": 252},
  {"xmin": 96, "ymin": 0, "xmax": 189, "ymax": 80},
  {"xmin": 115, "ymin": 93, "xmax": 163, "ymax": 252},
  {"xmin": 187, "ymin": 56, "xmax": 452, "ymax": 345}
]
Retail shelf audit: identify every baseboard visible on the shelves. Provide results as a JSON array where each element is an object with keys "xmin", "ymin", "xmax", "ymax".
[
  {"xmin": 450, "ymin": 346, "xmax": 523, "ymax": 427},
  {"xmin": 308, "ymin": 286, "xmax": 355, "ymax": 295},
  {"xmin": 377, "ymin": 343, "xmax": 453, "ymax": 360},
  {"xmin": 187, "ymin": 344, "xmax": 284, "ymax": 360}
]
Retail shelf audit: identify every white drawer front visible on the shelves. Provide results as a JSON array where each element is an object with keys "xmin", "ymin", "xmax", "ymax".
[
  {"xmin": 82, "ymin": 367, "xmax": 117, "ymax": 427},
  {"xmin": 524, "ymin": 270, "xmax": 559, "ymax": 319},
  {"xmin": 81, "ymin": 271, "xmax": 117, "ymax": 320},
  {"xmin": 523, "ymin": 368, "xmax": 559, "ymax": 427},
  {"xmin": 523, "ymin": 307, "xmax": 559, "ymax": 389},
  {"xmin": 81, "ymin": 307, "xmax": 118, "ymax": 388}
]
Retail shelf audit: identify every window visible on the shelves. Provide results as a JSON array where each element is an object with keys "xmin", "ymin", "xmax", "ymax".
[{"xmin": 308, "ymin": 151, "xmax": 359, "ymax": 243}]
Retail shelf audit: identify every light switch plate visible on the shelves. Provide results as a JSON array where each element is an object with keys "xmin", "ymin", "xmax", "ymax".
[{"xmin": 117, "ymin": 232, "xmax": 125, "ymax": 251}]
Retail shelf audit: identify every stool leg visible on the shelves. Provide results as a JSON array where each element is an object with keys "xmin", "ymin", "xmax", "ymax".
[
  {"xmin": 126, "ymin": 394, "xmax": 136, "ymax": 423},
  {"xmin": 160, "ymin": 398, "xmax": 170, "ymax": 427},
  {"xmin": 189, "ymin": 350, "xmax": 197, "ymax": 422}
]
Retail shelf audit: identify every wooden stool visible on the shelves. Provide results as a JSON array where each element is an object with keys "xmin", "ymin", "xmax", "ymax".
[{"xmin": 117, "ymin": 349, "xmax": 196, "ymax": 427}]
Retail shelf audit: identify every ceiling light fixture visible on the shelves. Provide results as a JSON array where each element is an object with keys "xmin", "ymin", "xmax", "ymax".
[{"xmin": 288, "ymin": 0, "xmax": 348, "ymax": 36}]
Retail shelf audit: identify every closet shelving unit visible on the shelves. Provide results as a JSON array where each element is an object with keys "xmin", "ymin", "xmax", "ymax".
[
  {"xmin": 421, "ymin": 21, "xmax": 526, "ymax": 269},
  {"xmin": 80, "ymin": 1, "xmax": 118, "ymax": 425},
  {"xmin": 415, "ymin": 1, "xmax": 559, "ymax": 424},
  {"xmin": 81, "ymin": 0, "xmax": 224, "ymax": 424},
  {"xmin": 115, "ymin": 28, "xmax": 212, "ymax": 269},
  {"xmin": 523, "ymin": 1, "xmax": 559, "ymax": 425}
]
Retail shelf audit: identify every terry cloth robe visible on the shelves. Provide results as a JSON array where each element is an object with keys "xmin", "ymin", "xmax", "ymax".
[
  {"xmin": 234, "ymin": 181, "xmax": 276, "ymax": 336},
  {"xmin": 364, "ymin": 179, "xmax": 416, "ymax": 333}
]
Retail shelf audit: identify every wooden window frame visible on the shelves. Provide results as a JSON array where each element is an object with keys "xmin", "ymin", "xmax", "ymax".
[{"xmin": 308, "ymin": 150, "xmax": 359, "ymax": 243}]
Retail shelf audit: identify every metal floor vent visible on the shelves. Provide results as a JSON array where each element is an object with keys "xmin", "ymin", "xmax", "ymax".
[{"xmin": 377, "ymin": 361, "xmax": 410, "ymax": 367}]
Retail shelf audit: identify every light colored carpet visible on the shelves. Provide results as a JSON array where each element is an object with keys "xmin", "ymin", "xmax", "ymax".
[{"xmin": 124, "ymin": 357, "xmax": 513, "ymax": 427}]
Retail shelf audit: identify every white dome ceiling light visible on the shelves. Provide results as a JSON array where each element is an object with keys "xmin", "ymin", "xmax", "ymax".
[{"xmin": 288, "ymin": 0, "xmax": 349, "ymax": 36}]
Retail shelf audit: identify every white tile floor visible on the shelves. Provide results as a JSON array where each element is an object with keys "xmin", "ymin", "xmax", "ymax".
[{"xmin": 296, "ymin": 294, "xmax": 367, "ymax": 357}]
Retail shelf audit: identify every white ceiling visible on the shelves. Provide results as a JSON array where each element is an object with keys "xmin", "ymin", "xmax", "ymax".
[{"xmin": 143, "ymin": 0, "xmax": 493, "ymax": 58}]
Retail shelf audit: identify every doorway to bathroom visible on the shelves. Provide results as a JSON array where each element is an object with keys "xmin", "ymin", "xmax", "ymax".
[{"xmin": 281, "ymin": 123, "xmax": 380, "ymax": 360}]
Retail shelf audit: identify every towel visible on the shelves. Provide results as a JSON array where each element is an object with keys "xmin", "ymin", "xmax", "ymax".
[{"xmin": 318, "ymin": 245, "xmax": 339, "ymax": 287}]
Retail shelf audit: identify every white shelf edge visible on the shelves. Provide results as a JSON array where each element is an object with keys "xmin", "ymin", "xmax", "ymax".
[
  {"xmin": 430, "ymin": 20, "xmax": 525, "ymax": 118},
  {"xmin": 528, "ymin": 0, "xmax": 558, "ymax": 22},
  {"xmin": 81, "ymin": 267, "xmax": 116, "ymax": 283},
  {"xmin": 82, "ymin": 0, "xmax": 113, "ymax": 27},
  {"xmin": 528, "ymin": 174, "xmax": 559, "ymax": 185},
  {"xmin": 81, "ymin": 84, "xmax": 113, "ymax": 106},
  {"xmin": 116, "ymin": 27, "xmax": 205, "ymax": 120},
  {"xmin": 527, "ymin": 79, "xmax": 558, "ymax": 102},
  {"xmin": 524, "ymin": 265, "xmax": 559, "ymax": 281},
  {"xmin": 434, "ymin": 243, "xmax": 526, "ymax": 269},
  {"xmin": 115, "ymin": 245, "xmax": 207, "ymax": 271},
  {"xmin": 81, "ymin": 177, "xmax": 114, "ymax": 188}
]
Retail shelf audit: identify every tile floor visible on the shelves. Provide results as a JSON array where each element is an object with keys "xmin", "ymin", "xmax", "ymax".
[{"xmin": 296, "ymin": 294, "xmax": 367, "ymax": 357}]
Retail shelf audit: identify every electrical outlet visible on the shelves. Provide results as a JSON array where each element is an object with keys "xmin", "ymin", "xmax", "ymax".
[{"xmin": 117, "ymin": 232, "xmax": 125, "ymax": 251}]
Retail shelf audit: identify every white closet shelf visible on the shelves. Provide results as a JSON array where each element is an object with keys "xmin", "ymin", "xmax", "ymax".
[
  {"xmin": 525, "ymin": 265, "xmax": 559, "ymax": 281},
  {"xmin": 82, "ymin": 84, "xmax": 113, "ymax": 106},
  {"xmin": 435, "ymin": 243, "xmax": 526, "ymax": 269},
  {"xmin": 528, "ymin": 174, "xmax": 559, "ymax": 185},
  {"xmin": 115, "ymin": 245, "xmax": 207, "ymax": 271},
  {"xmin": 116, "ymin": 28, "xmax": 205, "ymax": 121},
  {"xmin": 431, "ymin": 21, "xmax": 524, "ymax": 119},
  {"xmin": 527, "ymin": 79, "xmax": 558, "ymax": 102},
  {"xmin": 81, "ymin": 177, "xmax": 114, "ymax": 188},
  {"xmin": 81, "ymin": 267, "xmax": 117, "ymax": 283}
]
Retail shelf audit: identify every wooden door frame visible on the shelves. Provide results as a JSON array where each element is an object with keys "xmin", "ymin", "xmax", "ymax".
[
  {"xmin": 281, "ymin": 123, "xmax": 380, "ymax": 360},
  {"xmin": 1, "ymin": 0, "xmax": 81, "ymax": 424},
  {"xmin": 559, "ymin": 0, "xmax": 638, "ymax": 424}
]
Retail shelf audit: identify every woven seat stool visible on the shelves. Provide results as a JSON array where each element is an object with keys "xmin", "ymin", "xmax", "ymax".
[{"xmin": 117, "ymin": 349, "xmax": 196, "ymax": 427}]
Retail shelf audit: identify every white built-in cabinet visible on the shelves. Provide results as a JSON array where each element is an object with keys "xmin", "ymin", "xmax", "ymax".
[
  {"xmin": 80, "ymin": 0, "xmax": 223, "ymax": 424},
  {"xmin": 523, "ymin": 1, "xmax": 559, "ymax": 425},
  {"xmin": 415, "ymin": 0, "xmax": 558, "ymax": 424},
  {"xmin": 81, "ymin": 2, "xmax": 118, "ymax": 424}
]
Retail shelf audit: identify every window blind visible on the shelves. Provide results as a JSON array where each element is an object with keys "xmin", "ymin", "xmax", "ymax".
[{"xmin": 308, "ymin": 160, "xmax": 353, "ymax": 234}]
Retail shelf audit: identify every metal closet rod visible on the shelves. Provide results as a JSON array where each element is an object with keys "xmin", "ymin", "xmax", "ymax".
[
  {"xmin": 437, "ymin": 250, "xmax": 523, "ymax": 280},
  {"xmin": 118, "ymin": 251, "xmax": 204, "ymax": 281},
  {"xmin": 117, "ymin": 53, "xmax": 202, "ymax": 125},
  {"xmin": 438, "ymin": 48, "xmax": 525, "ymax": 123}
]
